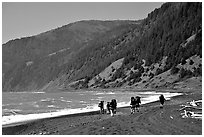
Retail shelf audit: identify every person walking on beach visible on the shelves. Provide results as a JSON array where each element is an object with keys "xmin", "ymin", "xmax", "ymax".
[
  {"xmin": 130, "ymin": 97, "xmax": 136, "ymax": 114},
  {"xmin": 98, "ymin": 101, "xmax": 104, "ymax": 114},
  {"xmin": 106, "ymin": 102, "xmax": 111, "ymax": 114},
  {"xmin": 135, "ymin": 96, "xmax": 141, "ymax": 112},
  {"xmin": 110, "ymin": 99, "xmax": 117, "ymax": 116},
  {"xmin": 159, "ymin": 94, "xmax": 165, "ymax": 108},
  {"xmin": 113, "ymin": 99, "xmax": 117, "ymax": 114}
]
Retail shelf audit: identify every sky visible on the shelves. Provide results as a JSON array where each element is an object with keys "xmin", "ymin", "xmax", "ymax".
[{"xmin": 2, "ymin": 2, "xmax": 163, "ymax": 44}]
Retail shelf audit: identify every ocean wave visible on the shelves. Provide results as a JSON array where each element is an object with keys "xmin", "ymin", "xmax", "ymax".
[
  {"xmin": 136, "ymin": 91, "xmax": 157, "ymax": 95},
  {"xmin": 106, "ymin": 92, "xmax": 115, "ymax": 95},
  {"xmin": 90, "ymin": 98, "xmax": 100, "ymax": 101},
  {"xmin": 2, "ymin": 104, "xmax": 99, "ymax": 126},
  {"xmin": 2, "ymin": 109, "xmax": 22, "ymax": 116},
  {"xmin": 40, "ymin": 98, "xmax": 55, "ymax": 102},
  {"xmin": 8, "ymin": 91, "xmax": 45, "ymax": 94},
  {"xmin": 31, "ymin": 91, "xmax": 45, "ymax": 94},
  {"xmin": 60, "ymin": 99, "xmax": 72, "ymax": 103},
  {"xmin": 3, "ymin": 109, "xmax": 22, "ymax": 112},
  {"xmin": 47, "ymin": 105, "xmax": 56, "ymax": 108},
  {"xmin": 95, "ymin": 93, "xmax": 104, "ymax": 95},
  {"xmin": 33, "ymin": 104, "xmax": 40, "ymax": 108},
  {"xmin": 97, "ymin": 97, "xmax": 104, "ymax": 99},
  {"xmin": 2, "ymin": 102, "xmax": 23, "ymax": 107},
  {"xmin": 79, "ymin": 101, "xmax": 86, "ymax": 103},
  {"xmin": 2, "ymin": 102, "xmax": 128, "ymax": 126},
  {"xmin": 95, "ymin": 92, "xmax": 115, "ymax": 95}
]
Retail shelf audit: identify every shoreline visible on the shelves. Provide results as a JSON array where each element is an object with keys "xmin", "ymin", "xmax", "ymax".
[
  {"xmin": 2, "ymin": 90, "xmax": 201, "ymax": 135},
  {"xmin": 2, "ymin": 91, "xmax": 182, "ymax": 128}
]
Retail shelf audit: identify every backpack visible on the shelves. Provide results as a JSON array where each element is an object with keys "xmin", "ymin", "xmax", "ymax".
[
  {"xmin": 98, "ymin": 102, "xmax": 101, "ymax": 107},
  {"xmin": 130, "ymin": 97, "xmax": 136, "ymax": 105},
  {"xmin": 135, "ymin": 96, "xmax": 141, "ymax": 104},
  {"xmin": 113, "ymin": 99, "xmax": 117, "ymax": 107},
  {"xmin": 159, "ymin": 95, "xmax": 165, "ymax": 101},
  {"xmin": 98, "ymin": 101, "xmax": 103, "ymax": 107},
  {"xmin": 110, "ymin": 99, "xmax": 117, "ymax": 109}
]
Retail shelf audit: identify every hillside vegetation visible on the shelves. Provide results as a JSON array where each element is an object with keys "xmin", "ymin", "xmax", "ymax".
[{"xmin": 2, "ymin": 2, "xmax": 202, "ymax": 92}]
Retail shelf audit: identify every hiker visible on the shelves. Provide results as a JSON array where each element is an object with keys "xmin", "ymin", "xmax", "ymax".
[
  {"xmin": 159, "ymin": 94, "xmax": 166, "ymax": 108},
  {"xmin": 98, "ymin": 101, "xmax": 104, "ymax": 114},
  {"xmin": 113, "ymin": 99, "xmax": 117, "ymax": 114},
  {"xmin": 106, "ymin": 102, "xmax": 111, "ymax": 114},
  {"xmin": 130, "ymin": 97, "xmax": 136, "ymax": 114},
  {"xmin": 110, "ymin": 99, "xmax": 117, "ymax": 116},
  {"xmin": 135, "ymin": 96, "xmax": 141, "ymax": 112}
]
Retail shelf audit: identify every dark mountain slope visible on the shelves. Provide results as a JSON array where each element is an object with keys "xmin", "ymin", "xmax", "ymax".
[
  {"xmin": 3, "ymin": 20, "xmax": 135, "ymax": 74},
  {"xmin": 2, "ymin": 20, "xmax": 140, "ymax": 91},
  {"xmin": 64, "ymin": 2, "xmax": 202, "ymax": 89}
]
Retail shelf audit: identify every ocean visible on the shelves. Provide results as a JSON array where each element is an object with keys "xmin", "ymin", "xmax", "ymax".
[{"xmin": 2, "ymin": 90, "xmax": 182, "ymax": 126}]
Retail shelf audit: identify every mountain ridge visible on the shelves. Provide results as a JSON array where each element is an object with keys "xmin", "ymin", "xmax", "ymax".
[
  {"xmin": 2, "ymin": 20, "xmax": 141, "ymax": 92},
  {"xmin": 2, "ymin": 2, "xmax": 202, "ymax": 92}
]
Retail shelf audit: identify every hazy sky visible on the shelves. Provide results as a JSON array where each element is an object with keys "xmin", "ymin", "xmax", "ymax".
[{"xmin": 2, "ymin": 2, "xmax": 163, "ymax": 44}]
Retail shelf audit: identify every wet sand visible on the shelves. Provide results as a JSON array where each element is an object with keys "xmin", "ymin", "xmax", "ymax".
[{"xmin": 2, "ymin": 90, "xmax": 202, "ymax": 135}]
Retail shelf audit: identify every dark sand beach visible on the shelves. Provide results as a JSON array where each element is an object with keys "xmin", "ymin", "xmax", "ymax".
[{"xmin": 2, "ymin": 89, "xmax": 202, "ymax": 135}]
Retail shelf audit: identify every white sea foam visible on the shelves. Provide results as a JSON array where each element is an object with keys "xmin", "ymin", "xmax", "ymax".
[
  {"xmin": 79, "ymin": 101, "xmax": 86, "ymax": 103},
  {"xmin": 60, "ymin": 99, "xmax": 72, "ymax": 103},
  {"xmin": 95, "ymin": 92, "xmax": 115, "ymax": 95},
  {"xmin": 2, "ymin": 104, "xmax": 99, "ymax": 126},
  {"xmin": 106, "ymin": 92, "xmax": 115, "ymax": 95},
  {"xmin": 90, "ymin": 98, "xmax": 100, "ymax": 101},
  {"xmin": 40, "ymin": 98, "xmax": 54, "ymax": 102},
  {"xmin": 32, "ymin": 91, "xmax": 45, "ymax": 94},
  {"xmin": 2, "ymin": 103, "xmax": 23, "ymax": 107},
  {"xmin": 3, "ymin": 109, "xmax": 22, "ymax": 112},
  {"xmin": 47, "ymin": 105, "xmax": 55, "ymax": 108},
  {"xmin": 141, "ymin": 92, "xmax": 182, "ymax": 105},
  {"xmin": 97, "ymin": 97, "xmax": 104, "ymax": 99},
  {"xmin": 95, "ymin": 93, "xmax": 104, "ymax": 95},
  {"xmin": 3, "ymin": 109, "xmax": 22, "ymax": 116},
  {"xmin": 117, "ymin": 101, "xmax": 130, "ymax": 107},
  {"xmin": 142, "ymin": 96, "xmax": 161, "ymax": 105},
  {"xmin": 136, "ymin": 91, "xmax": 158, "ymax": 95},
  {"xmin": 33, "ymin": 104, "xmax": 40, "ymax": 108},
  {"xmin": 9, "ymin": 91, "xmax": 45, "ymax": 94}
]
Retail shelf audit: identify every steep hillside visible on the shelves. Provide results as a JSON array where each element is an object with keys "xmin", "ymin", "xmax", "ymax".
[
  {"xmin": 2, "ymin": 2, "xmax": 202, "ymax": 92},
  {"xmin": 63, "ymin": 2, "xmax": 202, "ymax": 90},
  {"xmin": 3, "ymin": 20, "xmax": 134, "ymax": 74},
  {"xmin": 2, "ymin": 20, "xmax": 140, "ymax": 92}
]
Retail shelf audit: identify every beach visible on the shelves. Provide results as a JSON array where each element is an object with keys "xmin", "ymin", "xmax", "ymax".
[{"xmin": 2, "ymin": 89, "xmax": 202, "ymax": 135}]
